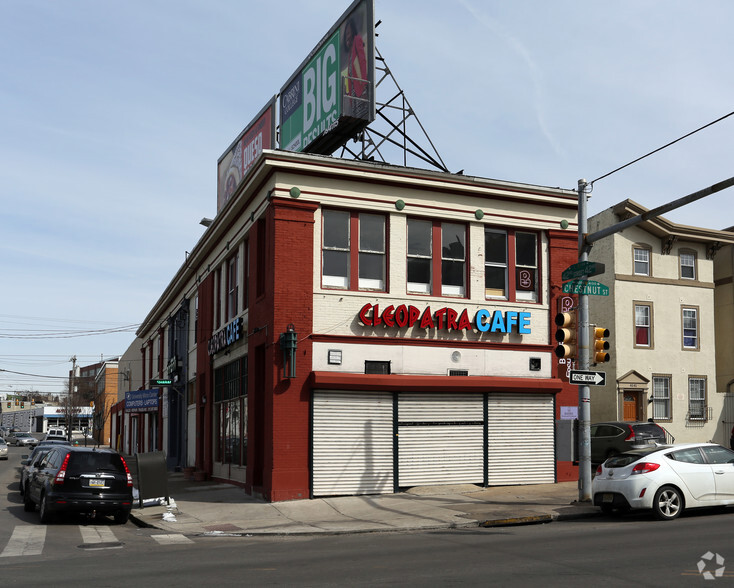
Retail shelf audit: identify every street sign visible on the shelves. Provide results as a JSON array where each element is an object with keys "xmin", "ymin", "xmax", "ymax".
[
  {"xmin": 562, "ymin": 280, "xmax": 609, "ymax": 296},
  {"xmin": 569, "ymin": 370, "xmax": 606, "ymax": 386},
  {"xmin": 562, "ymin": 261, "xmax": 606, "ymax": 281},
  {"xmin": 149, "ymin": 379, "xmax": 172, "ymax": 386}
]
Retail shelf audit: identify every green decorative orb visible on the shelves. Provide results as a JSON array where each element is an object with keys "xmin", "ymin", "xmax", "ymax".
[
  {"xmin": 395, "ymin": 199, "xmax": 405, "ymax": 211},
  {"xmin": 475, "ymin": 209, "xmax": 484, "ymax": 220},
  {"xmin": 560, "ymin": 219, "xmax": 569, "ymax": 229},
  {"xmin": 289, "ymin": 187, "xmax": 301, "ymax": 198}
]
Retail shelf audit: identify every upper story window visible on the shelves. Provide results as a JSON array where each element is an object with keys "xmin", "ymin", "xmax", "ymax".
[
  {"xmin": 680, "ymin": 251, "xmax": 696, "ymax": 280},
  {"xmin": 634, "ymin": 303, "xmax": 652, "ymax": 347},
  {"xmin": 407, "ymin": 219, "xmax": 432, "ymax": 294},
  {"xmin": 682, "ymin": 306, "xmax": 699, "ymax": 350},
  {"xmin": 441, "ymin": 223, "xmax": 465, "ymax": 296},
  {"xmin": 407, "ymin": 219, "xmax": 465, "ymax": 297},
  {"xmin": 484, "ymin": 229, "xmax": 538, "ymax": 302},
  {"xmin": 226, "ymin": 252, "xmax": 238, "ymax": 321},
  {"xmin": 633, "ymin": 246, "xmax": 651, "ymax": 276},
  {"xmin": 322, "ymin": 209, "xmax": 386, "ymax": 291}
]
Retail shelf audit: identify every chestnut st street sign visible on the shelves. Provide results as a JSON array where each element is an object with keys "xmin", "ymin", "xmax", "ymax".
[{"xmin": 562, "ymin": 279, "xmax": 609, "ymax": 296}]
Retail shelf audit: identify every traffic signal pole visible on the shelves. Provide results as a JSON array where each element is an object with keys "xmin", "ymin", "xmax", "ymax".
[
  {"xmin": 577, "ymin": 179, "xmax": 592, "ymax": 502},
  {"xmin": 573, "ymin": 175, "xmax": 734, "ymax": 503}
]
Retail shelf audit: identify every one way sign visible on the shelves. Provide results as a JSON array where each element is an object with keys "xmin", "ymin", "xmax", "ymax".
[{"xmin": 569, "ymin": 370, "xmax": 606, "ymax": 386}]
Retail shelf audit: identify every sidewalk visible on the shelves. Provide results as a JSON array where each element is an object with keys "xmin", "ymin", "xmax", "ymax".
[{"xmin": 128, "ymin": 470, "xmax": 601, "ymax": 536}]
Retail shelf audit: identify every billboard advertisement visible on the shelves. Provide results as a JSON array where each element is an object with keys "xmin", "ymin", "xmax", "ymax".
[
  {"xmin": 279, "ymin": 0, "xmax": 374, "ymax": 155},
  {"xmin": 217, "ymin": 98, "xmax": 276, "ymax": 212}
]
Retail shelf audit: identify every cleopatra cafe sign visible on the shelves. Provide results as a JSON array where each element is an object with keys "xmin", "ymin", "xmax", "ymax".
[
  {"xmin": 358, "ymin": 303, "xmax": 531, "ymax": 334},
  {"xmin": 208, "ymin": 317, "xmax": 243, "ymax": 356}
]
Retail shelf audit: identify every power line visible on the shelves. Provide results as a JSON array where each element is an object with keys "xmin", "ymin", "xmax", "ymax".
[{"xmin": 591, "ymin": 110, "xmax": 734, "ymax": 186}]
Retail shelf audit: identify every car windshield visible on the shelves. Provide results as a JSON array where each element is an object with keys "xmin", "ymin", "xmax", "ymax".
[{"xmin": 15, "ymin": 433, "xmax": 30, "ymax": 438}]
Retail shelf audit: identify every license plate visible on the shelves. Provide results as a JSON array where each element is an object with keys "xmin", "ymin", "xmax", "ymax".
[
  {"xmin": 89, "ymin": 479, "xmax": 105, "ymax": 487},
  {"xmin": 602, "ymin": 493, "xmax": 614, "ymax": 503}
]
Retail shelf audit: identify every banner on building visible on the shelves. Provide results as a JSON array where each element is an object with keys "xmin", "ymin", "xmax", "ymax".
[{"xmin": 125, "ymin": 389, "xmax": 160, "ymax": 413}]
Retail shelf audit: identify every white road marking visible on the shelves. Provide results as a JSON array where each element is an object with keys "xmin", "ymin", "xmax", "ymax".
[
  {"xmin": 79, "ymin": 524, "xmax": 118, "ymax": 545},
  {"xmin": 0, "ymin": 525, "xmax": 47, "ymax": 557},
  {"xmin": 151, "ymin": 533, "xmax": 194, "ymax": 545}
]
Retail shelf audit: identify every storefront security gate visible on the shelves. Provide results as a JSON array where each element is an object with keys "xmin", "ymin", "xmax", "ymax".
[{"xmin": 312, "ymin": 391, "xmax": 556, "ymax": 497}]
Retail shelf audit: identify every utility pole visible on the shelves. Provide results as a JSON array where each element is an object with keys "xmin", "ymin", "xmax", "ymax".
[{"xmin": 577, "ymin": 180, "xmax": 592, "ymax": 502}]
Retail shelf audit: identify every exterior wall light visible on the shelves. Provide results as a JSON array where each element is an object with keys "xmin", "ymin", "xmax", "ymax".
[{"xmin": 280, "ymin": 323, "xmax": 298, "ymax": 378}]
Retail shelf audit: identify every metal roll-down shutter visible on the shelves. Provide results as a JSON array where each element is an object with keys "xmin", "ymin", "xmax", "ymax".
[{"xmin": 312, "ymin": 391, "xmax": 394, "ymax": 497}]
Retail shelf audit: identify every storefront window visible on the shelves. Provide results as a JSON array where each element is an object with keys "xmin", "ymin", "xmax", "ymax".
[{"xmin": 214, "ymin": 356, "xmax": 247, "ymax": 466}]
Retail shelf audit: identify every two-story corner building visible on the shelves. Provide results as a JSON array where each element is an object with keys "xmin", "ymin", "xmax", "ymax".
[
  {"xmin": 588, "ymin": 200, "xmax": 734, "ymax": 446},
  {"xmin": 120, "ymin": 150, "xmax": 582, "ymax": 502}
]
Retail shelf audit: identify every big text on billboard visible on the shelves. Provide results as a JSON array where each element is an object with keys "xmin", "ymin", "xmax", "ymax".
[{"xmin": 281, "ymin": 31, "xmax": 341, "ymax": 153}]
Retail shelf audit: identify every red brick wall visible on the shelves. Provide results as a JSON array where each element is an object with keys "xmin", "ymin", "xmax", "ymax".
[
  {"xmin": 249, "ymin": 197, "xmax": 317, "ymax": 501},
  {"xmin": 548, "ymin": 229, "xmax": 580, "ymax": 481}
]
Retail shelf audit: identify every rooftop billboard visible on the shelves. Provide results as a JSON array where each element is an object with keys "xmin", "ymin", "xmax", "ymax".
[
  {"xmin": 217, "ymin": 97, "xmax": 276, "ymax": 212},
  {"xmin": 279, "ymin": 0, "xmax": 374, "ymax": 155}
]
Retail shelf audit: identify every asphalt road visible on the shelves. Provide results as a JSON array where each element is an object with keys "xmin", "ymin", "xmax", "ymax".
[{"xmin": 2, "ymin": 442, "xmax": 734, "ymax": 586}]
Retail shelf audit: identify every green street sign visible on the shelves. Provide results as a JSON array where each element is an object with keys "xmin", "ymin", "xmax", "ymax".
[
  {"xmin": 562, "ymin": 280, "xmax": 609, "ymax": 296},
  {"xmin": 562, "ymin": 261, "xmax": 605, "ymax": 281},
  {"xmin": 150, "ymin": 379, "xmax": 172, "ymax": 386}
]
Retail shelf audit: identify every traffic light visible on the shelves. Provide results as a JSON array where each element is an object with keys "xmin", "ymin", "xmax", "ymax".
[
  {"xmin": 554, "ymin": 311, "xmax": 577, "ymax": 359},
  {"xmin": 593, "ymin": 326, "xmax": 611, "ymax": 363}
]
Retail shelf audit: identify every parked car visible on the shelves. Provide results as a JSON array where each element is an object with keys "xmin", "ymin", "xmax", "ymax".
[
  {"xmin": 590, "ymin": 421, "xmax": 667, "ymax": 464},
  {"xmin": 24, "ymin": 446, "xmax": 134, "ymax": 524},
  {"xmin": 0, "ymin": 437, "xmax": 8, "ymax": 460},
  {"xmin": 43, "ymin": 434, "xmax": 68, "ymax": 443},
  {"xmin": 0, "ymin": 425, "xmax": 10, "ymax": 439},
  {"xmin": 593, "ymin": 443, "xmax": 734, "ymax": 520},
  {"xmin": 6, "ymin": 431, "xmax": 39, "ymax": 448},
  {"xmin": 46, "ymin": 428, "xmax": 66, "ymax": 438},
  {"xmin": 19, "ymin": 446, "xmax": 58, "ymax": 495}
]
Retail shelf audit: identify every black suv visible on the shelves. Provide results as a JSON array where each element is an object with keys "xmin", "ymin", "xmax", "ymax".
[
  {"xmin": 590, "ymin": 421, "xmax": 667, "ymax": 464},
  {"xmin": 23, "ymin": 446, "xmax": 134, "ymax": 524}
]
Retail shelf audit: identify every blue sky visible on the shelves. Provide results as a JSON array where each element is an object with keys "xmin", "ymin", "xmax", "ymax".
[{"xmin": 2, "ymin": 0, "xmax": 733, "ymax": 395}]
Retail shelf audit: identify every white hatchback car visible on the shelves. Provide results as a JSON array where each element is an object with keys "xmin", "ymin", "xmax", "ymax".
[{"xmin": 592, "ymin": 443, "xmax": 734, "ymax": 520}]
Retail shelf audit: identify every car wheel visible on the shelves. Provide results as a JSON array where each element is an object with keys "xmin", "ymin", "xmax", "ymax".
[
  {"xmin": 23, "ymin": 491, "xmax": 35, "ymax": 512},
  {"xmin": 653, "ymin": 485, "xmax": 683, "ymax": 521},
  {"xmin": 39, "ymin": 493, "xmax": 53, "ymax": 524},
  {"xmin": 114, "ymin": 510, "xmax": 129, "ymax": 525}
]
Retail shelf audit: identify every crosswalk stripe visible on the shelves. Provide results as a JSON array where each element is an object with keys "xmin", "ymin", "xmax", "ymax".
[
  {"xmin": 0, "ymin": 526, "xmax": 46, "ymax": 557},
  {"xmin": 151, "ymin": 533, "xmax": 194, "ymax": 545},
  {"xmin": 79, "ymin": 525, "xmax": 118, "ymax": 545}
]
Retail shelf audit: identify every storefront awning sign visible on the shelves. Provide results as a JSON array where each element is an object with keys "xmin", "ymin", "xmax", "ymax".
[{"xmin": 125, "ymin": 389, "xmax": 159, "ymax": 413}]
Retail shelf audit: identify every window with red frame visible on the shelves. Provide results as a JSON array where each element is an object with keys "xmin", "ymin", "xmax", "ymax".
[
  {"xmin": 322, "ymin": 209, "xmax": 386, "ymax": 291},
  {"xmin": 226, "ymin": 252, "xmax": 238, "ymax": 320},
  {"xmin": 407, "ymin": 219, "xmax": 466, "ymax": 297},
  {"xmin": 484, "ymin": 228, "xmax": 538, "ymax": 302}
]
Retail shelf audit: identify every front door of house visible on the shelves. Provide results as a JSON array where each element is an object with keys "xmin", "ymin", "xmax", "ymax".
[{"xmin": 623, "ymin": 392, "xmax": 639, "ymax": 421}]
